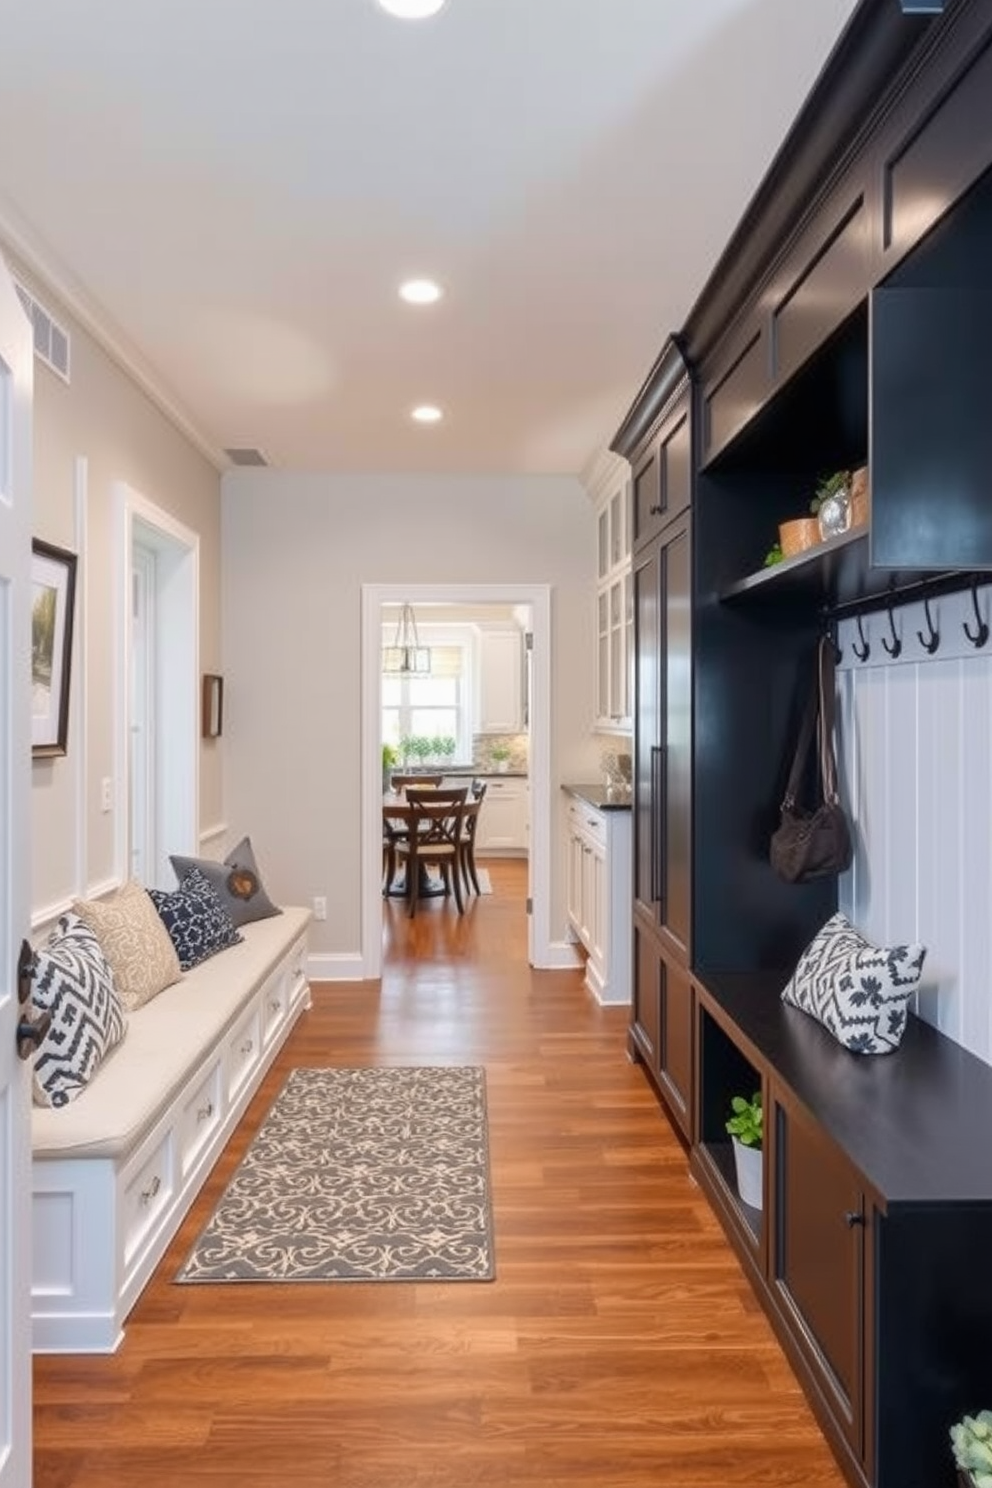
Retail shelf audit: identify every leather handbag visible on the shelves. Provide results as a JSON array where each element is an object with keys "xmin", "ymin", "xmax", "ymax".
[{"xmin": 770, "ymin": 636, "xmax": 853, "ymax": 884}]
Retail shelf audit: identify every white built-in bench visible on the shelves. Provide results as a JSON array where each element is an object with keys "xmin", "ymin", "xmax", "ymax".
[{"xmin": 31, "ymin": 906, "xmax": 311, "ymax": 1354}]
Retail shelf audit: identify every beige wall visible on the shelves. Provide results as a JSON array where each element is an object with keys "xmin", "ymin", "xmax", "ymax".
[
  {"xmin": 221, "ymin": 470, "xmax": 603, "ymax": 960},
  {"xmin": 10, "ymin": 251, "xmax": 223, "ymax": 921}
]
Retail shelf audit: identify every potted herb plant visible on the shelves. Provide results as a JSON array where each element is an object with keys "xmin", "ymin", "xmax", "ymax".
[
  {"xmin": 382, "ymin": 742, "xmax": 398, "ymax": 793},
  {"xmin": 725, "ymin": 1091, "xmax": 763, "ymax": 1210},
  {"xmin": 490, "ymin": 742, "xmax": 511, "ymax": 773},
  {"xmin": 950, "ymin": 1411, "xmax": 992, "ymax": 1487}
]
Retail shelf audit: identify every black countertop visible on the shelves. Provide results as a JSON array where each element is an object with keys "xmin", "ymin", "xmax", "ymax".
[{"xmin": 562, "ymin": 782, "xmax": 632, "ymax": 812}]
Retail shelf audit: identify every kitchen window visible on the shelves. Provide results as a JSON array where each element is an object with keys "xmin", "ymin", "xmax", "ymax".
[{"xmin": 382, "ymin": 641, "xmax": 472, "ymax": 760}]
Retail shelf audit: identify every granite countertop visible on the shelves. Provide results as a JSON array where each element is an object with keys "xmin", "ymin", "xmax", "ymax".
[{"xmin": 562, "ymin": 782, "xmax": 632, "ymax": 812}]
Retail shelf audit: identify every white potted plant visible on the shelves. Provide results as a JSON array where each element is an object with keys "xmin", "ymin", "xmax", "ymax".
[
  {"xmin": 725, "ymin": 1091, "xmax": 763, "ymax": 1210},
  {"xmin": 490, "ymin": 742, "xmax": 511, "ymax": 773},
  {"xmin": 950, "ymin": 1411, "xmax": 992, "ymax": 1487}
]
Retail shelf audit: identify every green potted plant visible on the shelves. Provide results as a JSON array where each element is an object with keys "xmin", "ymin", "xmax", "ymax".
[
  {"xmin": 725, "ymin": 1091, "xmax": 763, "ymax": 1210},
  {"xmin": 489, "ymin": 742, "xmax": 511, "ymax": 773},
  {"xmin": 382, "ymin": 742, "xmax": 398, "ymax": 793},
  {"xmin": 810, "ymin": 468, "xmax": 851, "ymax": 540},
  {"xmin": 950, "ymin": 1411, "xmax": 992, "ymax": 1487}
]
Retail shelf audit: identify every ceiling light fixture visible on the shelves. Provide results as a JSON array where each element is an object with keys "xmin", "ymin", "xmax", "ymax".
[
  {"xmin": 377, "ymin": 0, "xmax": 447, "ymax": 18},
  {"xmin": 383, "ymin": 603, "xmax": 431, "ymax": 675},
  {"xmin": 399, "ymin": 278, "xmax": 443, "ymax": 305},
  {"xmin": 411, "ymin": 404, "xmax": 443, "ymax": 423}
]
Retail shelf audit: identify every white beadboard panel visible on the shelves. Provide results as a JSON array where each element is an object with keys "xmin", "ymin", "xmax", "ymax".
[{"xmin": 837, "ymin": 585, "xmax": 992, "ymax": 1066}]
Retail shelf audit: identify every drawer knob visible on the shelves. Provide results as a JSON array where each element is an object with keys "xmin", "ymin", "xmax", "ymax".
[
  {"xmin": 845, "ymin": 1210, "xmax": 865, "ymax": 1228},
  {"xmin": 197, "ymin": 1101, "xmax": 214, "ymax": 1123},
  {"xmin": 241, "ymin": 1038, "xmax": 254, "ymax": 1056}
]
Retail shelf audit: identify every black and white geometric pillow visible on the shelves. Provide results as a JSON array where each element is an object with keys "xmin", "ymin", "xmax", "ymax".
[
  {"xmin": 28, "ymin": 913, "xmax": 128, "ymax": 1108},
  {"xmin": 781, "ymin": 912, "xmax": 926, "ymax": 1055},
  {"xmin": 148, "ymin": 866, "xmax": 243, "ymax": 971}
]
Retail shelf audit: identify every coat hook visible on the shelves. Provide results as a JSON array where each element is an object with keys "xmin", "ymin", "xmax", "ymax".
[
  {"xmin": 852, "ymin": 613, "xmax": 870, "ymax": 662},
  {"xmin": 917, "ymin": 595, "xmax": 940, "ymax": 655},
  {"xmin": 881, "ymin": 602, "xmax": 902, "ymax": 659},
  {"xmin": 963, "ymin": 581, "xmax": 989, "ymax": 649}
]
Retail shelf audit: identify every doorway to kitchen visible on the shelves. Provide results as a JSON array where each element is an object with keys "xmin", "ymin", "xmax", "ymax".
[{"xmin": 361, "ymin": 583, "xmax": 551, "ymax": 981}]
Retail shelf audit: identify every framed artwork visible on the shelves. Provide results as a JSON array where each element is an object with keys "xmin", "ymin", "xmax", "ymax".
[
  {"xmin": 32, "ymin": 539, "xmax": 77, "ymax": 758},
  {"xmin": 202, "ymin": 673, "xmax": 224, "ymax": 739}
]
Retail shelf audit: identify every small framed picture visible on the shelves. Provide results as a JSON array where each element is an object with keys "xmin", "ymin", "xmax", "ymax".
[
  {"xmin": 202, "ymin": 673, "xmax": 224, "ymax": 739},
  {"xmin": 32, "ymin": 539, "xmax": 77, "ymax": 758}
]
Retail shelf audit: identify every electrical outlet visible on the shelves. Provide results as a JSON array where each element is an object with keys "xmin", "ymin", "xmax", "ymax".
[
  {"xmin": 312, "ymin": 896, "xmax": 327, "ymax": 921},
  {"xmin": 100, "ymin": 777, "xmax": 113, "ymax": 813}
]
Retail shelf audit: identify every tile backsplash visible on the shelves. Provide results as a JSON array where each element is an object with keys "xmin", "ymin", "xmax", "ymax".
[{"xmin": 473, "ymin": 733, "xmax": 529, "ymax": 772}]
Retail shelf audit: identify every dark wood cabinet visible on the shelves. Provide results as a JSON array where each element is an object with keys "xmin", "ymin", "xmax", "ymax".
[
  {"xmin": 612, "ymin": 6, "xmax": 992, "ymax": 1484},
  {"xmin": 693, "ymin": 975, "xmax": 992, "ymax": 1488}
]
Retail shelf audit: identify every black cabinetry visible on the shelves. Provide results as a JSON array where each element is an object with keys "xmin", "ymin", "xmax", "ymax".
[
  {"xmin": 693, "ymin": 976, "xmax": 992, "ymax": 1488},
  {"xmin": 611, "ymin": 3, "xmax": 992, "ymax": 1485}
]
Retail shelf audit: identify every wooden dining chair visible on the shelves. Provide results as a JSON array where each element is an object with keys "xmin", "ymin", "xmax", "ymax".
[
  {"xmin": 393, "ymin": 797, "xmax": 467, "ymax": 917},
  {"xmin": 459, "ymin": 781, "xmax": 488, "ymax": 895},
  {"xmin": 390, "ymin": 773, "xmax": 443, "ymax": 791}
]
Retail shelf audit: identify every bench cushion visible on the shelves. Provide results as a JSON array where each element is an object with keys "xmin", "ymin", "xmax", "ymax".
[{"xmin": 32, "ymin": 906, "xmax": 310, "ymax": 1161}]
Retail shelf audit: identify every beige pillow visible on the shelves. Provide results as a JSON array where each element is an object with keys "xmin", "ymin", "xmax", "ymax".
[{"xmin": 73, "ymin": 880, "xmax": 182, "ymax": 1011}]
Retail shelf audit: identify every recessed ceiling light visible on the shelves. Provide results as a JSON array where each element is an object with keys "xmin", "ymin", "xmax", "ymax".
[
  {"xmin": 377, "ymin": 0, "xmax": 447, "ymax": 18},
  {"xmin": 399, "ymin": 278, "xmax": 443, "ymax": 305},
  {"xmin": 411, "ymin": 405, "xmax": 443, "ymax": 424}
]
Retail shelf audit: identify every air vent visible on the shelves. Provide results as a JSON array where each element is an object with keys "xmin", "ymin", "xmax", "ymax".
[
  {"xmin": 13, "ymin": 279, "xmax": 71, "ymax": 383},
  {"xmin": 224, "ymin": 447, "xmax": 269, "ymax": 467}
]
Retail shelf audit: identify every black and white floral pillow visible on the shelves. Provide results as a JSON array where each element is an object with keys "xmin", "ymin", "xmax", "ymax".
[
  {"xmin": 148, "ymin": 867, "xmax": 243, "ymax": 971},
  {"xmin": 28, "ymin": 913, "xmax": 128, "ymax": 1108},
  {"xmin": 781, "ymin": 912, "xmax": 926, "ymax": 1054}
]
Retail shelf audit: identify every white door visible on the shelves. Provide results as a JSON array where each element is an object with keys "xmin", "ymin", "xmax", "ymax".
[{"xmin": 0, "ymin": 255, "xmax": 35, "ymax": 1483}]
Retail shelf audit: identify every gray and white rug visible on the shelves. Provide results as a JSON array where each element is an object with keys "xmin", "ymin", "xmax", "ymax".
[{"xmin": 176, "ymin": 1065, "xmax": 495, "ymax": 1284}]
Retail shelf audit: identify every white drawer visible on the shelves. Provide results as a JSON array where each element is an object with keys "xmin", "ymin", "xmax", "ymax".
[
  {"xmin": 261, "ymin": 966, "xmax": 288, "ymax": 1049},
  {"xmin": 569, "ymin": 800, "xmax": 605, "ymax": 848},
  {"xmin": 226, "ymin": 1003, "xmax": 262, "ymax": 1104},
  {"xmin": 122, "ymin": 1133, "xmax": 174, "ymax": 1267},
  {"xmin": 178, "ymin": 1059, "xmax": 223, "ymax": 1177}
]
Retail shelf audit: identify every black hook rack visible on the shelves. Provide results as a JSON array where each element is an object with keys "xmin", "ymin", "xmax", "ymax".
[
  {"xmin": 963, "ymin": 581, "xmax": 989, "ymax": 648},
  {"xmin": 917, "ymin": 596, "xmax": 940, "ymax": 654},
  {"xmin": 852, "ymin": 614, "xmax": 870, "ymax": 662},
  {"xmin": 881, "ymin": 603, "xmax": 902, "ymax": 659}
]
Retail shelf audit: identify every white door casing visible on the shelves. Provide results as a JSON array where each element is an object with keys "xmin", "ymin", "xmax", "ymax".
[
  {"xmin": 361, "ymin": 583, "xmax": 552, "ymax": 980},
  {"xmin": 0, "ymin": 251, "xmax": 34, "ymax": 1485}
]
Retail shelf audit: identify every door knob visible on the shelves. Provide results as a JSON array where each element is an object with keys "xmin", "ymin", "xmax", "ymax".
[
  {"xmin": 844, "ymin": 1210, "xmax": 865, "ymax": 1227},
  {"xmin": 17, "ymin": 1011, "xmax": 52, "ymax": 1060},
  {"xmin": 17, "ymin": 938, "xmax": 35, "ymax": 1004}
]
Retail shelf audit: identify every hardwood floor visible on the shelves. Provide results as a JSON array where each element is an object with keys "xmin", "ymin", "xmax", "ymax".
[{"xmin": 33, "ymin": 860, "xmax": 845, "ymax": 1488}]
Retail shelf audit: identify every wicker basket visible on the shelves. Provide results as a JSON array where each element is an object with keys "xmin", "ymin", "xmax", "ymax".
[{"xmin": 778, "ymin": 516, "xmax": 821, "ymax": 558}]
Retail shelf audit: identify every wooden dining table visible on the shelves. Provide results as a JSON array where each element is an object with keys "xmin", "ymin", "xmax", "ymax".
[{"xmin": 381, "ymin": 793, "xmax": 452, "ymax": 899}]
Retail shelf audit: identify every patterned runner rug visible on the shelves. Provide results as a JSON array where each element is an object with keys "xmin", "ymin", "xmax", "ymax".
[{"xmin": 176, "ymin": 1065, "xmax": 495, "ymax": 1283}]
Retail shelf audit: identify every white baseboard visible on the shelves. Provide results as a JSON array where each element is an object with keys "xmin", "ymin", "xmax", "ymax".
[
  {"xmin": 538, "ymin": 941, "xmax": 585, "ymax": 971},
  {"xmin": 307, "ymin": 953, "xmax": 366, "ymax": 983}
]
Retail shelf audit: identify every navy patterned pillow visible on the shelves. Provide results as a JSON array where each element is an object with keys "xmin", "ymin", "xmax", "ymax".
[
  {"xmin": 28, "ymin": 913, "xmax": 128, "ymax": 1108},
  {"xmin": 148, "ymin": 867, "xmax": 242, "ymax": 971},
  {"xmin": 781, "ymin": 912, "xmax": 926, "ymax": 1054}
]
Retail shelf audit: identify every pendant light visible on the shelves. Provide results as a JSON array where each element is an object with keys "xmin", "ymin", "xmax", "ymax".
[{"xmin": 383, "ymin": 603, "xmax": 431, "ymax": 675}]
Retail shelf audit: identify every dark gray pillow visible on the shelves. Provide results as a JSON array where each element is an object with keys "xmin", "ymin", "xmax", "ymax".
[
  {"xmin": 169, "ymin": 835, "xmax": 280, "ymax": 928},
  {"xmin": 148, "ymin": 867, "xmax": 243, "ymax": 971}
]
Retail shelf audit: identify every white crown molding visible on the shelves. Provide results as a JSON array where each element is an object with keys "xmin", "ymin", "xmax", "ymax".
[
  {"xmin": 579, "ymin": 445, "xmax": 629, "ymax": 505},
  {"xmin": 0, "ymin": 193, "xmax": 227, "ymax": 473}
]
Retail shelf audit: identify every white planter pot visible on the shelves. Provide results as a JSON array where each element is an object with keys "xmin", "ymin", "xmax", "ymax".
[{"xmin": 732, "ymin": 1137, "xmax": 763, "ymax": 1210}]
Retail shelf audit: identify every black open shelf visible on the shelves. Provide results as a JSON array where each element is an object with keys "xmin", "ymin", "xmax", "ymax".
[
  {"xmin": 700, "ymin": 1139, "xmax": 762, "ymax": 1244},
  {"xmin": 719, "ymin": 524, "xmax": 986, "ymax": 620}
]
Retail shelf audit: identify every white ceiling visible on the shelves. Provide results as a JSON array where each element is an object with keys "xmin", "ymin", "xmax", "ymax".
[{"xmin": 0, "ymin": 0, "xmax": 860, "ymax": 478}]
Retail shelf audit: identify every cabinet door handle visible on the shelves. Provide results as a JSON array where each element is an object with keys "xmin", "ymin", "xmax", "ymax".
[
  {"xmin": 648, "ymin": 504, "xmax": 663, "ymax": 516},
  {"xmin": 650, "ymin": 745, "xmax": 666, "ymax": 906},
  {"xmin": 844, "ymin": 1210, "xmax": 865, "ymax": 1227}
]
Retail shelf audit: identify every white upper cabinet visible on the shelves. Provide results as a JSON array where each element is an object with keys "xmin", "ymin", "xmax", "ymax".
[
  {"xmin": 477, "ymin": 628, "xmax": 524, "ymax": 734},
  {"xmin": 591, "ymin": 461, "xmax": 633, "ymax": 732}
]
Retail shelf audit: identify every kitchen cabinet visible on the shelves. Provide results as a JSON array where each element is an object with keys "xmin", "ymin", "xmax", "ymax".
[
  {"xmin": 475, "ymin": 775, "xmax": 528, "ymax": 854},
  {"xmin": 563, "ymin": 788, "xmax": 631, "ymax": 1006},
  {"xmin": 593, "ymin": 467, "xmax": 633, "ymax": 731},
  {"xmin": 477, "ymin": 629, "xmax": 524, "ymax": 734}
]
